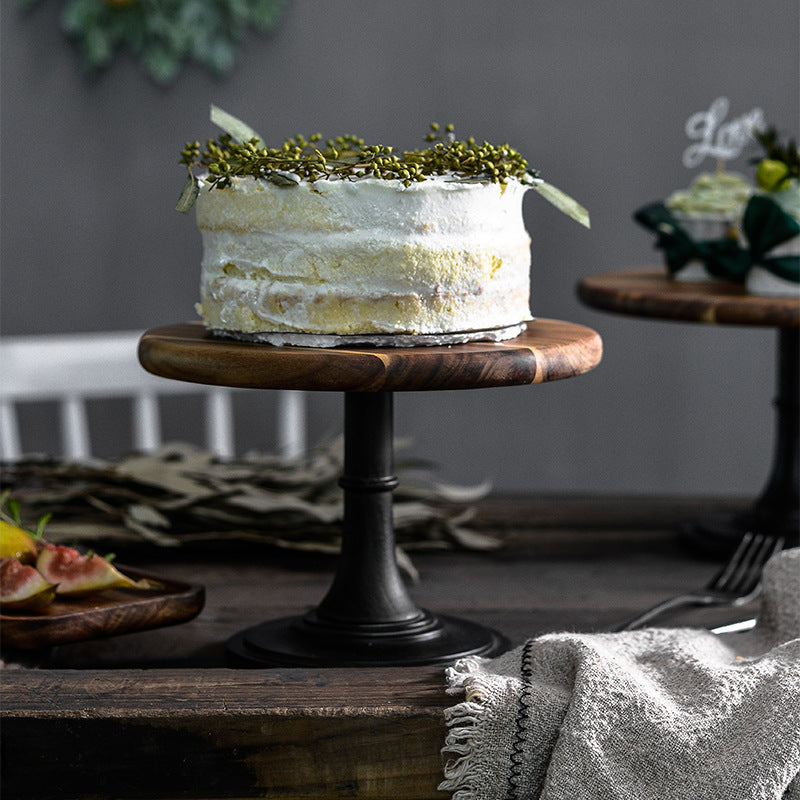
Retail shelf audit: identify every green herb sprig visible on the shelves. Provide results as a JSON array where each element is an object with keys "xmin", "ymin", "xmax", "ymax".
[
  {"xmin": 754, "ymin": 127, "xmax": 800, "ymax": 179},
  {"xmin": 176, "ymin": 107, "xmax": 590, "ymax": 228},
  {"xmin": 0, "ymin": 490, "xmax": 50, "ymax": 540}
]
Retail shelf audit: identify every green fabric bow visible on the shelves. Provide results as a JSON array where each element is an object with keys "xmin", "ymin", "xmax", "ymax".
[
  {"xmin": 741, "ymin": 195, "xmax": 800, "ymax": 284},
  {"xmin": 633, "ymin": 203, "xmax": 749, "ymax": 281}
]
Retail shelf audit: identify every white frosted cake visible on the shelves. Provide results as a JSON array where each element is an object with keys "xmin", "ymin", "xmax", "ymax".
[
  {"xmin": 664, "ymin": 170, "xmax": 752, "ymax": 282},
  {"xmin": 178, "ymin": 109, "xmax": 589, "ymax": 344},
  {"xmin": 195, "ymin": 174, "xmax": 532, "ymax": 337}
]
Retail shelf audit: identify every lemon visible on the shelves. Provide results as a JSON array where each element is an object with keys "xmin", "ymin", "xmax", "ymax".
[
  {"xmin": 0, "ymin": 520, "xmax": 39, "ymax": 563},
  {"xmin": 756, "ymin": 159, "xmax": 791, "ymax": 192}
]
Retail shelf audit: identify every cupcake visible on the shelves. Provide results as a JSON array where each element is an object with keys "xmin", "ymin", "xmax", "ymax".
[
  {"xmin": 744, "ymin": 129, "xmax": 800, "ymax": 297},
  {"xmin": 664, "ymin": 170, "xmax": 752, "ymax": 282}
]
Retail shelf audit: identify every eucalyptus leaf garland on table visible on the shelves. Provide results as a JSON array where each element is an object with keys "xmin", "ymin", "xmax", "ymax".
[
  {"xmin": 22, "ymin": 0, "xmax": 288, "ymax": 84},
  {"xmin": 0, "ymin": 441, "xmax": 499, "ymax": 577}
]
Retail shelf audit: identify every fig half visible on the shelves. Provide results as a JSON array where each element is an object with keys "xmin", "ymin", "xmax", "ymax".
[
  {"xmin": 0, "ymin": 557, "xmax": 58, "ymax": 611},
  {"xmin": 36, "ymin": 544, "xmax": 160, "ymax": 596}
]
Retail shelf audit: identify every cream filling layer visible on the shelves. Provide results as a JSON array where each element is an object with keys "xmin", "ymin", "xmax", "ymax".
[{"xmin": 200, "ymin": 231, "xmax": 531, "ymax": 292}]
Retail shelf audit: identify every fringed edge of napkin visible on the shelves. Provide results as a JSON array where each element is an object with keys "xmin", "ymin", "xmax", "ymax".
[{"xmin": 439, "ymin": 655, "xmax": 496, "ymax": 800}]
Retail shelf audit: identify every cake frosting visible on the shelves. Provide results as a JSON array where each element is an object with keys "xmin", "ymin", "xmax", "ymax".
[
  {"xmin": 663, "ymin": 171, "xmax": 752, "ymax": 282},
  {"xmin": 195, "ymin": 174, "xmax": 532, "ymax": 336},
  {"xmin": 179, "ymin": 108, "xmax": 589, "ymax": 342},
  {"xmin": 665, "ymin": 170, "xmax": 752, "ymax": 217}
]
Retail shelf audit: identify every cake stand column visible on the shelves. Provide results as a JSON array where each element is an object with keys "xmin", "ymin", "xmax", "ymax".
[
  {"xmin": 686, "ymin": 327, "xmax": 799, "ymax": 552},
  {"xmin": 314, "ymin": 392, "xmax": 420, "ymax": 625},
  {"xmin": 754, "ymin": 328, "xmax": 799, "ymax": 525},
  {"xmin": 227, "ymin": 391, "xmax": 508, "ymax": 666}
]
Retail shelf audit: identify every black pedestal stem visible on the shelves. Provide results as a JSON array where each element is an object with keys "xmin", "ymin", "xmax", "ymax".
[
  {"xmin": 227, "ymin": 391, "xmax": 508, "ymax": 667},
  {"xmin": 684, "ymin": 327, "xmax": 799, "ymax": 556}
]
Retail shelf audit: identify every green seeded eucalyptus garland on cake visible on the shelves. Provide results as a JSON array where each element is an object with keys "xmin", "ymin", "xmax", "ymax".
[{"xmin": 176, "ymin": 106, "xmax": 591, "ymax": 228}]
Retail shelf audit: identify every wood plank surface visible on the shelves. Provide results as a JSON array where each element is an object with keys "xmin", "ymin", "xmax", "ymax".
[
  {"xmin": 138, "ymin": 319, "xmax": 602, "ymax": 392},
  {"xmin": 1, "ymin": 493, "xmax": 761, "ymax": 799},
  {"xmin": 578, "ymin": 267, "xmax": 800, "ymax": 327}
]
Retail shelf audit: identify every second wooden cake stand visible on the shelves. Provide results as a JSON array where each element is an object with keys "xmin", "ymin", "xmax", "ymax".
[
  {"xmin": 139, "ymin": 319, "xmax": 602, "ymax": 667},
  {"xmin": 578, "ymin": 267, "xmax": 799, "ymax": 555}
]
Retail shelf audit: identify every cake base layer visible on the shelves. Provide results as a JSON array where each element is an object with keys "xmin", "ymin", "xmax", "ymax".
[{"xmin": 210, "ymin": 322, "xmax": 528, "ymax": 348}]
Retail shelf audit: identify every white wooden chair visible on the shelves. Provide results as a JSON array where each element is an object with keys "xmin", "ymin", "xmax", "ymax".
[{"xmin": 0, "ymin": 331, "xmax": 306, "ymax": 462}]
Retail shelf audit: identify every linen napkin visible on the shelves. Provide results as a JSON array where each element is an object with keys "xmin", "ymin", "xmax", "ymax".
[{"xmin": 440, "ymin": 547, "xmax": 800, "ymax": 800}]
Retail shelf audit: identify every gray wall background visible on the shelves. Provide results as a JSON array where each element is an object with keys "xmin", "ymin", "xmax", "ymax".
[{"xmin": 2, "ymin": 1, "xmax": 798, "ymax": 497}]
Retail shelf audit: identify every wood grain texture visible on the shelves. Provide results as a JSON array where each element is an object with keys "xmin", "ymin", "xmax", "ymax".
[
  {"xmin": 578, "ymin": 268, "xmax": 800, "ymax": 327},
  {"xmin": 138, "ymin": 319, "xmax": 602, "ymax": 393},
  {"xmin": 1, "ymin": 494, "xmax": 758, "ymax": 799}
]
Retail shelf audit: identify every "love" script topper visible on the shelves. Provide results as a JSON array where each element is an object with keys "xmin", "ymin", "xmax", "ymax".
[{"xmin": 682, "ymin": 97, "xmax": 765, "ymax": 169}]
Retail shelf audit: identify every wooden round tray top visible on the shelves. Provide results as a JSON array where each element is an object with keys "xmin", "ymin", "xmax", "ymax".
[
  {"xmin": 138, "ymin": 319, "xmax": 603, "ymax": 393},
  {"xmin": 578, "ymin": 267, "xmax": 799, "ymax": 328},
  {"xmin": 138, "ymin": 318, "xmax": 602, "ymax": 668}
]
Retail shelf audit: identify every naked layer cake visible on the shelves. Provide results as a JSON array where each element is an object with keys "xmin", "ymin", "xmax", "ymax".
[{"xmin": 178, "ymin": 108, "xmax": 589, "ymax": 344}]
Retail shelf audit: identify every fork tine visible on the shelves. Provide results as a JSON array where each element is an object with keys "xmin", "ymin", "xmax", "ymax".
[
  {"xmin": 708, "ymin": 531, "xmax": 759, "ymax": 592},
  {"xmin": 723, "ymin": 533, "xmax": 768, "ymax": 594},
  {"xmin": 710, "ymin": 532, "xmax": 784, "ymax": 595},
  {"xmin": 725, "ymin": 534, "xmax": 770, "ymax": 594},
  {"xmin": 729, "ymin": 535, "xmax": 785, "ymax": 595}
]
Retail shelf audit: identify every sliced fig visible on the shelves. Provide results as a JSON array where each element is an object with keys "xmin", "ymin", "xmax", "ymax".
[
  {"xmin": 0, "ymin": 557, "xmax": 58, "ymax": 611},
  {"xmin": 0, "ymin": 520, "xmax": 39, "ymax": 564},
  {"xmin": 36, "ymin": 544, "xmax": 160, "ymax": 596}
]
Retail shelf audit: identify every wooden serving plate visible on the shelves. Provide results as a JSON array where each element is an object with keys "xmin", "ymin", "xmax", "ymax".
[{"xmin": 0, "ymin": 566, "xmax": 204, "ymax": 650}]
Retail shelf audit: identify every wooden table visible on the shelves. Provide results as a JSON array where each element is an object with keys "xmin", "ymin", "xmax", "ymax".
[
  {"xmin": 578, "ymin": 268, "xmax": 799, "ymax": 554},
  {"xmin": 137, "ymin": 320, "xmax": 601, "ymax": 668},
  {"xmin": 1, "ymin": 493, "xmax": 759, "ymax": 800}
]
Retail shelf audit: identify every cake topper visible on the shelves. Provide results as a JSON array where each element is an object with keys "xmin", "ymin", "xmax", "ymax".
[{"xmin": 682, "ymin": 97, "xmax": 765, "ymax": 169}]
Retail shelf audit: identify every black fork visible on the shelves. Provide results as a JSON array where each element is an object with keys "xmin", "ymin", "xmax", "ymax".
[{"xmin": 614, "ymin": 532, "xmax": 785, "ymax": 632}]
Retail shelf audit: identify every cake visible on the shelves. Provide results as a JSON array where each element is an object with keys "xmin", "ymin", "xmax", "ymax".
[
  {"xmin": 744, "ymin": 127, "xmax": 800, "ymax": 297},
  {"xmin": 194, "ymin": 174, "xmax": 532, "ymax": 339},
  {"xmin": 634, "ymin": 170, "xmax": 752, "ymax": 284},
  {"xmin": 178, "ymin": 107, "xmax": 589, "ymax": 345},
  {"xmin": 664, "ymin": 170, "xmax": 752, "ymax": 281}
]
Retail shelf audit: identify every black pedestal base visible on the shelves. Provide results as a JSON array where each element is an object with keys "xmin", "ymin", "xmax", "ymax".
[
  {"xmin": 227, "ymin": 610, "xmax": 508, "ymax": 667},
  {"xmin": 682, "ymin": 507, "xmax": 799, "ymax": 557}
]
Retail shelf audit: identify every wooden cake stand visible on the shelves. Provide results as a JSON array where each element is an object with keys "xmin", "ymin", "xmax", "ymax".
[
  {"xmin": 139, "ymin": 319, "xmax": 602, "ymax": 667},
  {"xmin": 578, "ymin": 267, "xmax": 799, "ymax": 554}
]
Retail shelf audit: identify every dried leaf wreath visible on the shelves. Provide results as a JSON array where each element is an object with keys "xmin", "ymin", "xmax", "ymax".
[
  {"xmin": 22, "ymin": 0, "xmax": 288, "ymax": 84},
  {"xmin": 0, "ymin": 440, "xmax": 499, "ymax": 577}
]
